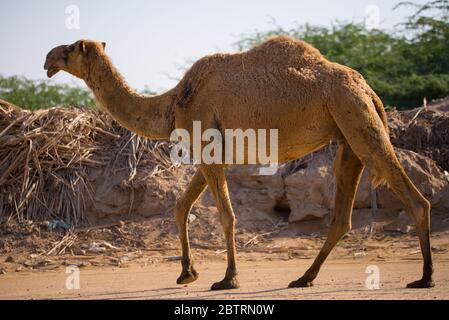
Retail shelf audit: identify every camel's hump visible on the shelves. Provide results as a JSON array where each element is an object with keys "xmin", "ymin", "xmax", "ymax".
[{"xmin": 173, "ymin": 35, "xmax": 325, "ymax": 108}]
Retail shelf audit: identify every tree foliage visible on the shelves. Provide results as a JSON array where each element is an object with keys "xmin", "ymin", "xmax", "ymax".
[
  {"xmin": 237, "ymin": 1, "xmax": 449, "ymax": 109},
  {"xmin": 0, "ymin": 75, "xmax": 95, "ymax": 110}
]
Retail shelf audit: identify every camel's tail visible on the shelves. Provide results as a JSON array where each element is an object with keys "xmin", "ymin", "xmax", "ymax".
[
  {"xmin": 368, "ymin": 91, "xmax": 390, "ymax": 187},
  {"xmin": 371, "ymin": 91, "xmax": 389, "ymax": 137}
]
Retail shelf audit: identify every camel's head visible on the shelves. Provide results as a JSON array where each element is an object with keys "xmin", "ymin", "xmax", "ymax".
[{"xmin": 44, "ymin": 40, "xmax": 106, "ymax": 79}]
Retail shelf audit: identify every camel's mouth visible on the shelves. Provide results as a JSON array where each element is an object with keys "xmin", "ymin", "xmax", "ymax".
[{"xmin": 45, "ymin": 66, "xmax": 60, "ymax": 78}]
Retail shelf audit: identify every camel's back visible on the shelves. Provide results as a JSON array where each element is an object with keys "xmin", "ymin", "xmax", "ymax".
[
  {"xmin": 197, "ymin": 35, "xmax": 328, "ymax": 77},
  {"xmin": 173, "ymin": 35, "xmax": 331, "ymax": 110},
  {"xmin": 242, "ymin": 35, "xmax": 326, "ymax": 66}
]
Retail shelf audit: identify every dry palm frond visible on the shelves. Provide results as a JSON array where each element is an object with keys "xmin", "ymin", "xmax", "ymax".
[{"xmin": 0, "ymin": 104, "xmax": 177, "ymax": 225}]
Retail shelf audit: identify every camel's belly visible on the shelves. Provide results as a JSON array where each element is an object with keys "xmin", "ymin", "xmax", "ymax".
[
  {"xmin": 208, "ymin": 102, "xmax": 339, "ymax": 164},
  {"xmin": 225, "ymin": 97, "xmax": 337, "ymax": 148}
]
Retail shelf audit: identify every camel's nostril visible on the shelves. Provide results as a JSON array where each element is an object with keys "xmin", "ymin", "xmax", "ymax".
[{"xmin": 44, "ymin": 60, "xmax": 53, "ymax": 70}]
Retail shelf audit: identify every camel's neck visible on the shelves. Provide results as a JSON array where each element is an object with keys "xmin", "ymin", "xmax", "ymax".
[{"xmin": 84, "ymin": 52, "xmax": 174, "ymax": 140}]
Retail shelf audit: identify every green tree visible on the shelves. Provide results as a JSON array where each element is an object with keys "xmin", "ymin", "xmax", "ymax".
[
  {"xmin": 0, "ymin": 75, "xmax": 95, "ymax": 110},
  {"xmin": 236, "ymin": 1, "xmax": 449, "ymax": 109}
]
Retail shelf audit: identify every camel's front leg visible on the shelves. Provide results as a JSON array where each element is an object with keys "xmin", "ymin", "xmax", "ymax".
[
  {"xmin": 175, "ymin": 169, "xmax": 207, "ymax": 285},
  {"xmin": 200, "ymin": 165, "xmax": 240, "ymax": 290}
]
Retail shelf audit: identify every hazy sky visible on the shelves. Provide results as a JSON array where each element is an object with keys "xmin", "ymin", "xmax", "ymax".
[{"xmin": 0, "ymin": 0, "xmax": 427, "ymax": 92}]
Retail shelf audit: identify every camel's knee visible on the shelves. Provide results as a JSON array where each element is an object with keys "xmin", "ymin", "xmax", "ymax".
[
  {"xmin": 411, "ymin": 197, "xmax": 431, "ymax": 229},
  {"xmin": 217, "ymin": 206, "xmax": 236, "ymax": 233},
  {"xmin": 220, "ymin": 212, "xmax": 236, "ymax": 231},
  {"xmin": 417, "ymin": 197, "xmax": 431, "ymax": 218}
]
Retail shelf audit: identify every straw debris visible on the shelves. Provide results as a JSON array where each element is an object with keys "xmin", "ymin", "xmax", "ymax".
[{"xmin": 0, "ymin": 102, "xmax": 176, "ymax": 225}]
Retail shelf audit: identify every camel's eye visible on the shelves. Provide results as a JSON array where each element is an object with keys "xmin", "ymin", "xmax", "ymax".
[{"xmin": 66, "ymin": 45, "xmax": 75, "ymax": 53}]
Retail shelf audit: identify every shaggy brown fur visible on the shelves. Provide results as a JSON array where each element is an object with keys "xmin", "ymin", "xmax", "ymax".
[{"xmin": 44, "ymin": 36, "xmax": 434, "ymax": 290}]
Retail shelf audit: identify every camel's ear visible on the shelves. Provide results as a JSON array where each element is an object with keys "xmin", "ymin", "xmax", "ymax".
[
  {"xmin": 101, "ymin": 42, "xmax": 106, "ymax": 50},
  {"xmin": 78, "ymin": 40, "xmax": 87, "ymax": 54}
]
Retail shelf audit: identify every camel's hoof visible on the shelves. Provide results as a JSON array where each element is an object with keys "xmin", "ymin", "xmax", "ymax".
[
  {"xmin": 406, "ymin": 278, "xmax": 435, "ymax": 289},
  {"xmin": 288, "ymin": 277, "xmax": 314, "ymax": 288},
  {"xmin": 176, "ymin": 268, "xmax": 199, "ymax": 285},
  {"xmin": 211, "ymin": 277, "xmax": 240, "ymax": 290}
]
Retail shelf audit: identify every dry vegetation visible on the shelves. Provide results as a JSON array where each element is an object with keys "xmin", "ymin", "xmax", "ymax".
[
  {"xmin": 389, "ymin": 103, "xmax": 449, "ymax": 171},
  {"xmin": 0, "ymin": 99, "xmax": 176, "ymax": 225}
]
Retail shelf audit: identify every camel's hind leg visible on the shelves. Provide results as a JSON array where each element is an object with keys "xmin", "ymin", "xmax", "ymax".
[
  {"xmin": 328, "ymin": 93, "xmax": 434, "ymax": 288},
  {"xmin": 289, "ymin": 140, "xmax": 364, "ymax": 288},
  {"xmin": 175, "ymin": 169, "xmax": 207, "ymax": 285}
]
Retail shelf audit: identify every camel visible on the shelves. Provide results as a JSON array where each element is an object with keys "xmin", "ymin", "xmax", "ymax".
[{"xmin": 44, "ymin": 36, "xmax": 434, "ymax": 290}]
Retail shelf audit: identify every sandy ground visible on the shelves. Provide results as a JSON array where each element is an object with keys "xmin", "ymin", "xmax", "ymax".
[
  {"xmin": 2, "ymin": 220, "xmax": 449, "ymax": 300},
  {"xmin": 1, "ymin": 254, "xmax": 448, "ymax": 300}
]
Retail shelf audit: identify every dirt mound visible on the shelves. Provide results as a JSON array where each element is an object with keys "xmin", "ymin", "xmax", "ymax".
[{"xmin": 224, "ymin": 147, "xmax": 448, "ymax": 227}]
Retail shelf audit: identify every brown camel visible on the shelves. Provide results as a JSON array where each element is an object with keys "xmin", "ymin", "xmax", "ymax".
[{"xmin": 44, "ymin": 36, "xmax": 434, "ymax": 290}]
